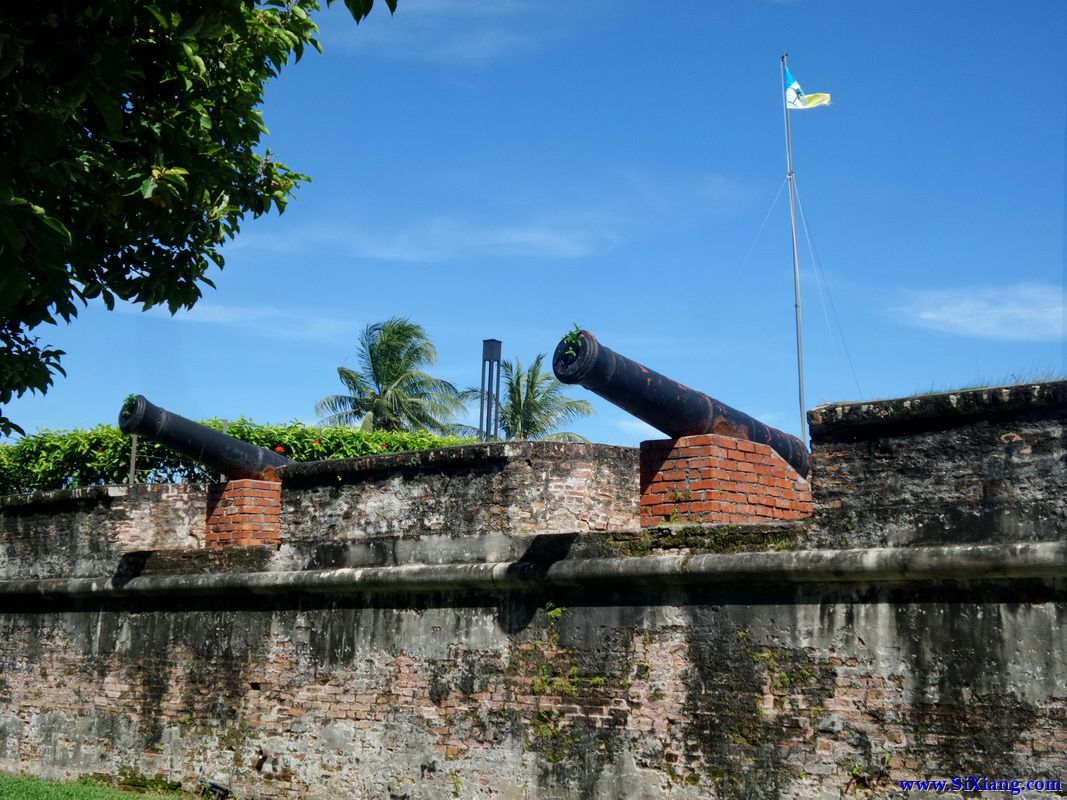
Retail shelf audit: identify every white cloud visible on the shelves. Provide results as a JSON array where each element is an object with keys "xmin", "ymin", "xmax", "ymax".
[
  {"xmin": 234, "ymin": 217, "xmax": 620, "ymax": 262},
  {"xmin": 323, "ymin": 0, "xmax": 577, "ymax": 64},
  {"xmin": 894, "ymin": 283, "xmax": 1066, "ymax": 342},
  {"xmin": 120, "ymin": 303, "xmax": 360, "ymax": 342}
]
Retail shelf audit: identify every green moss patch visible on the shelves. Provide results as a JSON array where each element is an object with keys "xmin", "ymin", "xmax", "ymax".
[{"xmin": 609, "ymin": 524, "xmax": 805, "ymax": 557}]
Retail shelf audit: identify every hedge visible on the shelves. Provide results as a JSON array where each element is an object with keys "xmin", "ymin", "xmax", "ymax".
[{"xmin": 0, "ymin": 420, "xmax": 473, "ymax": 495}]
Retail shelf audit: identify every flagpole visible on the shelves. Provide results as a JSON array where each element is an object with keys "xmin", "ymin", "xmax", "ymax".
[{"xmin": 781, "ymin": 52, "xmax": 808, "ymax": 444}]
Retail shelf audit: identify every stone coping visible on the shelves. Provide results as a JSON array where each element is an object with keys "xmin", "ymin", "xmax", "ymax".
[
  {"xmin": 276, "ymin": 440, "xmax": 637, "ymax": 484},
  {"xmin": 0, "ymin": 482, "xmax": 194, "ymax": 510},
  {"xmin": 809, "ymin": 380, "xmax": 1067, "ymax": 439}
]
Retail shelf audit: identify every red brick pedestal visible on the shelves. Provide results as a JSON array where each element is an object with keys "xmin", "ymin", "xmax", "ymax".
[
  {"xmin": 205, "ymin": 479, "xmax": 282, "ymax": 547},
  {"xmin": 640, "ymin": 434, "xmax": 812, "ymax": 527}
]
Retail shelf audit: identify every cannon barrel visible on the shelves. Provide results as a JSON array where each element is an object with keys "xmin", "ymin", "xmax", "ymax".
[
  {"xmin": 552, "ymin": 331, "xmax": 809, "ymax": 477},
  {"xmin": 118, "ymin": 395, "xmax": 290, "ymax": 480}
]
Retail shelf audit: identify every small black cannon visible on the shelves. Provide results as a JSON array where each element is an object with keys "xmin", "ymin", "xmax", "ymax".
[
  {"xmin": 118, "ymin": 395, "xmax": 290, "ymax": 480},
  {"xmin": 552, "ymin": 330, "xmax": 810, "ymax": 478}
]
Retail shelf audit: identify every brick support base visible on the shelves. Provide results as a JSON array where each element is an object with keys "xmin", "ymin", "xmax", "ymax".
[
  {"xmin": 205, "ymin": 479, "xmax": 282, "ymax": 547},
  {"xmin": 640, "ymin": 434, "xmax": 812, "ymax": 527}
]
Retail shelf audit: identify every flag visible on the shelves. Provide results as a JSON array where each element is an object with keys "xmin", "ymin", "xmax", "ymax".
[{"xmin": 784, "ymin": 66, "xmax": 831, "ymax": 110}]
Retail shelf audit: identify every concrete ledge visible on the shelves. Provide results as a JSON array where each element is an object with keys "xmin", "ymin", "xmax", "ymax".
[
  {"xmin": 0, "ymin": 482, "xmax": 198, "ymax": 510},
  {"xmin": 3, "ymin": 541, "xmax": 1066, "ymax": 599},
  {"xmin": 810, "ymin": 379, "xmax": 1067, "ymax": 439}
]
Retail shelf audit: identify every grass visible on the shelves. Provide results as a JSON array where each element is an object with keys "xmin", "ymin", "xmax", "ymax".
[
  {"xmin": 0, "ymin": 774, "xmax": 198, "ymax": 800},
  {"xmin": 910, "ymin": 368, "xmax": 1067, "ymax": 397}
]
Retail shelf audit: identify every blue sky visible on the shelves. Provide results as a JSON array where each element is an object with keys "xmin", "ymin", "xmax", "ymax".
[{"xmin": 6, "ymin": 0, "xmax": 1066, "ymax": 446}]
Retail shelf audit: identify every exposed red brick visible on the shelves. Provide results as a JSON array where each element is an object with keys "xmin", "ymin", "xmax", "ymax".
[
  {"xmin": 206, "ymin": 478, "xmax": 283, "ymax": 547},
  {"xmin": 640, "ymin": 434, "xmax": 812, "ymax": 527}
]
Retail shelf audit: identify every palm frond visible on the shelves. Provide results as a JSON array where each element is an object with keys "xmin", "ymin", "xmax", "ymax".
[
  {"xmin": 497, "ymin": 354, "xmax": 594, "ymax": 441},
  {"xmin": 315, "ymin": 394, "xmax": 366, "ymax": 427},
  {"xmin": 316, "ymin": 317, "xmax": 461, "ymax": 434},
  {"xmin": 541, "ymin": 431, "xmax": 591, "ymax": 443},
  {"xmin": 336, "ymin": 367, "xmax": 373, "ymax": 401}
]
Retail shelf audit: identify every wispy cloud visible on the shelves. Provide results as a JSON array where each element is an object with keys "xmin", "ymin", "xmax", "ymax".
[
  {"xmin": 323, "ymin": 0, "xmax": 582, "ymax": 64},
  {"xmin": 231, "ymin": 166, "xmax": 756, "ymax": 264},
  {"xmin": 120, "ymin": 303, "xmax": 361, "ymax": 342},
  {"xmin": 233, "ymin": 216, "xmax": 620, "ymax": 262},
  {"xmin": 894, "ymin": 283, "xmax": 1066, "ymax": 342},
  {"xmin": 613, "ymin": 170, "xmax": 758, "ymax": 220}
]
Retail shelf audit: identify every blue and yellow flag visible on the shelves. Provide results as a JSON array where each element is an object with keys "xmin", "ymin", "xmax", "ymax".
[{"xmin": 784, "ymin": 67, "xmax": 831, "ymax": 110}]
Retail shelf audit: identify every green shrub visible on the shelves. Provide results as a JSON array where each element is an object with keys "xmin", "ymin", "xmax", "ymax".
[
  {"xmin": 0, "ymin": 420, "xmax": 473, "ymax": 495},
  {"xmin": 0, "ymin": 772, "xmax": 192, "ymax": 799}
]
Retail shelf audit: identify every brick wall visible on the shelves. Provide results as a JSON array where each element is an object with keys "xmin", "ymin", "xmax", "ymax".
[
  {"xmin": 2, "ymin": 584, "xmax": 1066, "ymax": 799},
  {"xmin": 205, "ymin": 479, "xmax": 282, "ymax": 547},
  {"xmin": 640, "ymin": 434, "xmax": 812, "ymax": 527}
]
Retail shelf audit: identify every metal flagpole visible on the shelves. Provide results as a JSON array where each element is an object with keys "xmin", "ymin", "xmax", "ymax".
[{"xmin": 781, "ymin": 52, "xmax": 808, "ymax": 444}]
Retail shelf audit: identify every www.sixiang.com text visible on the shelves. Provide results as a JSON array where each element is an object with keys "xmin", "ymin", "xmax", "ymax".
[{"xmin": 898, "ymin": 776, "xmax": 1062, "ymax": 796}]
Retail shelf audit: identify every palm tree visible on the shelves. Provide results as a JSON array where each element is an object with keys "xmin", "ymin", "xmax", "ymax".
[
  {"xmin": 315, "ymin": 317, "xmax": 464, "ymax": 433},
  {"xmin": 493, "ymin": 354, "xmax": 594, "ymax": 442}
]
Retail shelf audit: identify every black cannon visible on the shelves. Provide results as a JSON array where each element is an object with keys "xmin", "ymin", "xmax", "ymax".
[
  {"xmin": 552, "ymin": 330, "xmax": 810, "ymax": 478},
  {"xmin": 118, "ymin": 395, "xmax": 290, "ymax": 480}
]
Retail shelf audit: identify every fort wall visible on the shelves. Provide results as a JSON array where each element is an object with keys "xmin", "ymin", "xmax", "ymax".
[{"xmin": 0, "ymin": 382, "xmax": 1064, "ymax": 799}]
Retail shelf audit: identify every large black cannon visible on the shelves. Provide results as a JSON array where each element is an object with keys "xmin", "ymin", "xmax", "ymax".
[
  {"xmin": 118, "ymin": 395, "xmax": 290, "ymax": 480},
  {"xmin": 552, "ymin": 330, "xmax": 810, "ymax": 478}
]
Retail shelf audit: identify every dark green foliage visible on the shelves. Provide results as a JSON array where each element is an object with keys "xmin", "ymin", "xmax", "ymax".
[
  {"xmin": 0, "ymin": 420, "xmax": 468, "ymax": 494},
  {"xmin": 0, "ymin": 0, "xmax": 395, "ymax": 436}
]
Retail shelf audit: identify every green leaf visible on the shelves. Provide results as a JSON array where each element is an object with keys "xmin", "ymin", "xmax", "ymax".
[
  {"xmin": 0, "ymin": 215, "xmax": 27, "ymax": 250},
  {"xmin": 144, "ymin": 5, "xmax": 170, "ymax": 28},
  {"xmin": 139, "ymin": 178, "xmax": 158, "ymax": 199},
  {"xmin": 90, "ymin": 89, "xmax": 122, "ymax": 132},
  {"xmin": 39, "ymin": 214, "xmax": 72, "ymax": 243},
  {"xmin": 343, "ymin": 0, "xmax": 375, "ymax": 23}
]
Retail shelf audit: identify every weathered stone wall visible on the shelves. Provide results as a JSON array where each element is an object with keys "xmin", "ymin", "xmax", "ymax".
[
  {"xmin": 809, "ymin": 380, "xmax": 1067, "ymax": 548},
  {"xmin": 0, "ymin": 483, "xmax": 207, "ymax": 580},
  {"xmin": 1, "ymin": 386, "xmax": 1066, "ymax": 799},
  {"xmin": 3, "ymin": 577, "xmax": 1067, "ymax": 799},
  {"xmin": 280, "ymin": 441, "xmax": 641, "ymax": 542},
  {"xmin": 0, "ymin": 442, "xmax": 641, "ymax": 581}
]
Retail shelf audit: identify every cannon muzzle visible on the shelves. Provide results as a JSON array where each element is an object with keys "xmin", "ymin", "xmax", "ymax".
[
  {"xmin": 552, "ymin": 331, "xmax": 809, "ymax": 477},
  {"xmin": 118, "ymin": 395, "xmax": 290, "ymax": 480}
]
